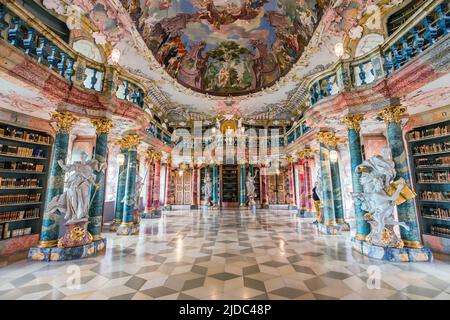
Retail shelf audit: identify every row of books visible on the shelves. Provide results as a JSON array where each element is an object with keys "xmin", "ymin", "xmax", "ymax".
[
  {"xmin": 413, "ymin": 142, "xmax": 450, "ymax": 155},
  {"xmin": 415, "ymin": 156, "xmax": 450, "ymax": 167},
  {"xmin": 430, "ymin": 224, "xmax": 450, "ymax": 237},
  {"xmin": 0, "ymin": 127, "xmax": 50, "ymax": 144},
  {"xmin": 0, "ymin": 193, "xmax": 41, "ymax": 205},
  {"xmin": 416, "ymin": 171, "xmax": 450, "ymax": 183},
  {"xmin": 0, "ymin": 161, "xmax": 45, "ymax": 172},
  {"xmin": 408, "ymin": 124, "xmax": 450, "ymax": 140},
  {"xmin": 0, "ymin": 144, "xmax": 45, "ymax": 158},
  {"xmin": 0, "ymin": 208, "xmax": 40, "ymax": 222},
  {"xmin": 420, "ymin": 191, "xmax": 450, "ymax": 201},
  {"xmin": 423, "ymin": 207, "xmax": 450, "ymax": 219},
  {"xmin": 0, "ymin": 178, "xmax": 40, "ymax": 188},
  {"xmin": 0, "ymin": 224, "xmax": 32, "ymax": 240}
]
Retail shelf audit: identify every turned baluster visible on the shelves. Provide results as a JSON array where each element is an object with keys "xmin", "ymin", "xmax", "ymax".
[
  {"xmin": 435, "ymin": 4, "xmax": 449, "ymax": 35},
  {"xmin": 0, "ymin": 4, "xmax": 9, "ymax": 39},
  {"xmin": 8, "ymin": 16, "xmax": 22, "ymax": 47},
  {"xmin": 90, "ymin": 68, "xmax": 98, "ymax": 90},
  {"xmin": 401, "ymin": 36, "xmax": 413, "ymax": 62},
  {"xmin": 57, "ymin": 52, "xmax": 67, "ymax": 76},
  {"xmin": 317, "ymin": 80, "xmax": 323, "ymax": 100},
  {"xmin": 23, "ymin": 28, "xmax": 36, "ymax": 55},
  {"xmin": 123, "ymin": 80, "xmax": 130, "ymax": 100},
  {"xmin": 384, "ymin": 51, "xmax": 394, "ymax": 76},
  {"xmin": 358, "ymin": 63, "xmax": 366, "ymax": 85},
  {"xmin": 47, "ymin": 45, "xmax": 58, "ymax": 70},
  {"xmin": 391, "ymin": 44, "xmax": 403, "ymax": 70},
  {"xmin": 130, "ymin": 83, "xmax": 138, "ymax": 103},
  {"xmin": 411, "ymin": 27, "xmax": 424, "ymax": 54},
  {"xmin": 36, "ymin": 37, "xmax": 47, "ymax": 64},
  {"xmin": 310, "ymin": 84, "xmax": 317, "ymax": 105},
  {"xmin": 422, "ymin": 16, "xmax": 438, "ymax": 45},
  {"xmin": 138, "ymin": 88, "xmax": 144, "ymax": 108},
  {"xmin": 65, "ymin": 57, "xmax": 74, "ymax": 81}
]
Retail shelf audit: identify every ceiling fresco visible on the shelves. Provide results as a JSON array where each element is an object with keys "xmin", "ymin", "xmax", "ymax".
[
  {"xmin": 126, "ymin": 0, "xmax": 328, "ymax": 96},
  {"xmin": 35, "ymin": 0, "xmax": 409, "ymax": 122}
]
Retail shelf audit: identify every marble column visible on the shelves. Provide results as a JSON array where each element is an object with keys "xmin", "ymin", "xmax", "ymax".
[
  {"xmin": 297, "ymin": 155, "xmax": 306, "ymax": 216},
  {"xmin": 304, "ymin": 155, "xmax": 313, "ymax": 214},
  {"xmin": 212, "ymin": 163, "xmax": 219, "ymax": 208},
  {"xmin": 116, "ymin": 134, "xmax": 141, "ymax": 235},
  {"xmin": 379, "ymin": 105, "xmax": 423, "ymax": 248},
  {"xmin": 152, "ymin": 152, "xmax": 162, "ymax": 216},
  {"xmin": 287, "ymin": 156, "xmax": 295, "ymax": 209},
  {"xmin": 88, "ymin": 119, "xmax": 113, "ymax": 240},
  {"xmin": 260, "ymin": 164, "xmax": 269, "ymax": 207},
  {"xmin": 342, "ymin": 114, "xmax": 369, "ymax": 240},
  {"xmin": 111, "ymin": 150, "xmax": 128, "ymax": 231},
  {"xmin": 142, "ymin": 148, "xmax": 154, "ymax": 218},
  {"xmin": 239, "ymin": 163, "xmax": 246, "ymax": 207},
  {"xmin": 192, "ymin": 164, "xmax": 199, "ymax": 208},
  {"xmin": 38, "ymin": 112, "xmax": 79, "ymax": 248},
  {"xmin": 165, "ymin": 157, "xmax": 172, "ymax": 209},
  {"xmin": 329, "ymin": 144, "xmax": 350, "ymax": 231},
  {"xmin": 317, "ymin": 132, "xmax": 340, "ymax": 235}
]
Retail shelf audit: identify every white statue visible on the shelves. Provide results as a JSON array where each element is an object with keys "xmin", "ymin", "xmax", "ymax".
[
  {"xmin": 202, "ymin": 171, "xmax": 213, "ymax": 206},
  {"xmin": 246, "ymin": 172, "xmax": 256, "ymax": 203},
  {"xmin": 48, "ymin": 152, "xmax": 104, "ymax": 222},
  {"xmin": 352, "ymin": 148, "xmax": 410, "ymax": 247}
]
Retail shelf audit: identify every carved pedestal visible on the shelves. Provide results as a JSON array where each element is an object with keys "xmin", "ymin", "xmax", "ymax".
[{"xmin": 58, "ymin": 219, "xmax": 92, "ymax": 249}]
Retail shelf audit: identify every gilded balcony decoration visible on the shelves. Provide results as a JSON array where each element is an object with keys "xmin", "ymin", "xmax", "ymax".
[
  {"xmin": 51, "ymin": 111, "xmax": 80, "ymax": 133},
  {"xmin": 91, "ymin": 119, "xmax": 114, "ymax": 134},
  {"xmin": 317, "ymin": 132, "xmax": 347, "ymax": 148},
  {"xmin": 342, "ymin": 114, "xmax": 365, "ymax": 132}
]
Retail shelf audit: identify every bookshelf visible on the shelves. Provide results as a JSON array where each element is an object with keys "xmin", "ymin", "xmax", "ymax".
[
  {"xmin": 0, "ymin": 122, "xmax": 52, "ymax": 255},
  {"xmin": 221, "ymin": 165, "xmax": 238, "ymax": 206},
  {"xmin": 407, "ymin": 120, "xmax": 450, "ymax": 254}
]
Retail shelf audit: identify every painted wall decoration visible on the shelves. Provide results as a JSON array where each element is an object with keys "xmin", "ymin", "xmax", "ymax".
[{"xmin": 122, "ymin": 0, "xmax": 329, "ymax": 96}]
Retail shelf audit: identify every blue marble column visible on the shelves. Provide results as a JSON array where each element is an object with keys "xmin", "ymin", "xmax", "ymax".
[
  {"xmin": 88, "ymin": 119, "xmax": 113, "ymax": 239},
  {"xmin": 117, "ymin": 134, "xmax": 141, "ymax": 236},
  {"xmin": 342, "ymin": 115, "xmax": 369, "ymax": 240},
  {"xmin": 111, "ymin": 151, "xmax": 128, "ymax": 231},
  {"xmin": 330, "ymin": 145, "xmax": 350, "ymax": 231},
  {"xmin": 38, "ymin": 112, "xmax": 79, "ymax": 248},
  {"xmin": 317, "ymin": 132, "xmax": 340, "ymax": 235},
  {"xmin": 212, "ymin": 163, "xmax": 219, "ymax": 208},
  {"xmin": 239, "ymin": 163, "xmax": 246, "ymax": 206},
  {"xmin": 380, "ymin": 106, "xmax": 423, "ymax": 248}
]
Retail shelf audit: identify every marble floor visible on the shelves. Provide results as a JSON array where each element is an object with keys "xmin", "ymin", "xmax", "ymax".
[{"xmin": 1, "ymin": 209, "xmax": 450, "ymax": 300}]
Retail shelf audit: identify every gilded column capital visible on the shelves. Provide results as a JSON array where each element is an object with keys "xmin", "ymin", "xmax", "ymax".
[
  {"xmin": 297, "ymin": 147, "xmax": 316, "ymax": 159},
  {"xmin": 165, "ymin": 156, "xmax": 172, "ymax": 166},
  {"xmin": 91, "ymin": 118, "xmax": 114, "ymax": 134},
  {"xmin": 51, "ymin": 111, "xmax": 79, "ymax": 133},
  {"xmin": 145, "ymin": 148, "xmax": 154, "ymax": 162},
  {"xmin": 378, "ymin": 105, "xmax": 407, "ymax": 124},
  {"xmin": 316, "ymin": 132, "xmax": 346, "ymax": 148},
  {"xmin": 342, "ymin": 114, "xmax": 365, "ymax": 132},
  {"xmin": 115, "ymin": 134, "xmax": 141, "ymax": 151},
  {"xmin": 153, "ymin": 151, "xmax": 163, "ymax": 161},
  {"xmin": 286, "ymin": 155, "xmax": 294, "ymax": 164}
]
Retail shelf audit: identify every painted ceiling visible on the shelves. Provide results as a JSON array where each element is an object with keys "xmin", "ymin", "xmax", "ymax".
[
  {"xmin": 129, "ymin": 0, "xmax": 327, "ymax": 96},
  {"xmin": 37, "ymin": 0, "xmax": 409, "ymax": 123}
]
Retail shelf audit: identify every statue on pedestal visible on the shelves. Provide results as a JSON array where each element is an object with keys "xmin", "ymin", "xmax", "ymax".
[
  {"xmin": 202, "ymin": 171, "xmax": 213, "ymax": 207},
  {"xmin": 47, "ymin": 152, "xmax": 105, "ymax": 248},
  {"xmin": 246, "ymin": 172, "xmax": 257, "ymax": 207},
  {"xmin": 352, "ymin": 148, "xmax": 413, "ymax": 248}
]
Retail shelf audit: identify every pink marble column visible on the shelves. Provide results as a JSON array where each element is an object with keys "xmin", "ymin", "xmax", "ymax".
[
  {"xmin": 304, "ymin": 157, "xmax": 313, "ymax": 213},
  {"xmin": 165, "ymin": 160, "xmax": 172, "ymax": 207},
  {"xmin": 152, "ymin": 155, "xmax": 162, "ymax": 212},
  {"xmin": 144, "ymin": 156, "xmax": 154, "ymax": 214},
  {"xmin": 288, "ymin": 161, "xmax": 295, "ymax": 207},
  {"xmin": 192, "ymin": 165, "xmax": 199, "ymax": 207},
  {"xmin": 298, "ymin": 158, "xmax": 306, "ymax": 213}
]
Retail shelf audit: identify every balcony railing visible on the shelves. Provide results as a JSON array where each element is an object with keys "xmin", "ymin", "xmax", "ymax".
[
  {"xmin": 0, "ymin": 1, "xmax": 171, "ymax": 145},
  {"xmin": 308, "ymin": 0, "xmax": 449, "ymax": 107}
]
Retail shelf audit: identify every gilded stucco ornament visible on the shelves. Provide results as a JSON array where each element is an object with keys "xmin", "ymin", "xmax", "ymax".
[
  {"xmin": 316, "ymin": 132, "xmax": 346, "ymax": 148},
  {"xmin": 378, "ymin": 105, "xmax": 407, "ymax": 123},
  {"xmin": 342, "ymin": 114, "xmax": 365, "ymax": 132},
  {"xmin": 115, "ymin": 134, "xmax": 141, "ymax": 151},
  {"xmin": 51, "ymin": 111, "xmax": 79, "ymax": 133},
  {"xmin": 91, "ymin": 119, "xmax": 114, "ymax": 134}
]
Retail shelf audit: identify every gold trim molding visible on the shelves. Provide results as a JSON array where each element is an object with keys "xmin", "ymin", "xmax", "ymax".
[{"xmin": 115, "ymin": 134, "xmax": 141, "ymax": 151}]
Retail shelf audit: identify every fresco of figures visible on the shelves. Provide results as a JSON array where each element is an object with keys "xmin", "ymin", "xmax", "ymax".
[{"xmin": 120, "ymin": 0, "xmax": 328, "ymax": 96}]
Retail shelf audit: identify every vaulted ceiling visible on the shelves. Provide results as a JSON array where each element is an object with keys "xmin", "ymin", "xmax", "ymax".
[{"xmin": 33, "ymin": 1, "xmax": 411, "ymax": 124}]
